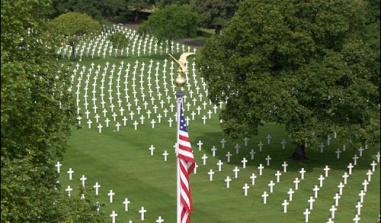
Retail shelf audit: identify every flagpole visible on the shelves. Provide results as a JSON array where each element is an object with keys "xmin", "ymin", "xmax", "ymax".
[
  {"xmin": 170, "ymin": 52, "xmax": 194, "ymax": 223},
  {"xmin": 176, "ymin": 91, "xmax": 184, "ymax": 223}
]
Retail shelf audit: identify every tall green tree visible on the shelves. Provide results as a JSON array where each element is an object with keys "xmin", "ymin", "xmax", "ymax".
[
  {"xmin": 190, "ymin": 0, "xmax": 241, "ymax": 34},
  {"xmin": 198, "ymin": 0, "xmax": 380, "ymax": 159},
  {"xmin": 1, "ymin": 0, "xmax": 104, "ymax": 221},
  {"xmin": 139, "ymin": 4, "xmax": 200, "ymax": 41},
  {"xmin": 51, "ymin": 0, "xmax": 128, "ymax": 21},
  {"xmin": 49, "ymin": 12, "xmax": 101, "ymax": 60}
]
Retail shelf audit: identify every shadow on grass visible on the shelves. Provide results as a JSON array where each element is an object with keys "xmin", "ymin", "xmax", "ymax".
[{"xmin": 193, "ymin": 131, "xmax": 379, "ymax": 173}]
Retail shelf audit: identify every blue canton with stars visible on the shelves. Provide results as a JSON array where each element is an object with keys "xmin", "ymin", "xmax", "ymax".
[{"xmin": 179, "ymin": 104, "xmax": 188, "ymax": 132}]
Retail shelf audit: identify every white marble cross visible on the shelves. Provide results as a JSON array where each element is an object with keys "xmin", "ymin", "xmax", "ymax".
[
  {"xmin": 250, "ymin": 149, "xmax": 256, "ymax": 160},
  {"xmin": 324, "ymin": 165, "xmax": 330, "ymax": 177},
  {"xmin": 370, "ymin": 160, "xmax": 377, "ymax": 172},
  {"xmin": 80, "ymin": 175, "xmax": 87, "ymax": 187},
  {"xmin": 244, "ymin": 137, "xmax": 249, "ymax": 147},
  {"xmin": 65, "ymin": 185, "xmax": 72, "ymax": 197},
  {"xmin": 268, "ymin": 180, "xmax": 275, "ymax": 193},
  {"xmin": 299, "ymin": 168, "xmax": 306, "ymax": 180},
  {"xmin": 258, "ymin": 141, "xmax": 264, "ymax": 152},
  {"xmin": 355, "ymin": 202, "xmax": 362, "ymax": 216},
  {"xmin": 193, "ymin": 163, "xmax": 198, "ymax": 174},
  {"xmin": 156, "ymin": 216, "xmax": 164, "ymax": 223},
  {"xmin": 343, "ymin": 172, "xmax": 349, "ymax": 184},
  {"xmin": 294, "ymin": 178, "xmax": 300, "ymax": 190},
  {"xmin": 217, "ymin": 160, "xmax": 223, "ymax": 171},
  {"xmin": 366, "ymin": 169, "xmax": 373, "ymax": 182},
  {"xmin": 288, "ymin": 188, "xmax": 294, "ymax": 201},
  {"xmin": 225, "ymin": 176, "xmax": 232, "ymax": 189},
  {"xmin": 220, "ymin": 138, "xmax": 226, "ymax": 148},
  {"xmin": 358, "ymin": 147, "xmax": 364, "ymax": 157},
  {"xmin": 258, "ymin": 164, "xmax": 264, "ymax": 176},
  {"xmin": 318, "ymin": 175, "xmax": 325, "ymax": 187},
  {"xmin": 265, "ymin": 155, "xmax": 272, "ymax": 166},
  {"xmin": 266, "ymin": 134, "xmax": 272, "ymax": 144},
  {"xmin": 353, "ymin": 215, "xmax": 360, "ymax": 223},
  {"xmin": 211, "ymin": 146, "xmax": 217, "ymax": 157},
  {"xmin": 353, "ymin": 155, "xmax": 359, "ymax": 166},
  {"xmin": 282, "ymin": 161, "xmax": 288, "ymax": 173},
  {"xmin": 358, "ymin": 190, "xmax": 365, "ymax": 203},
  {"xmin": 159, "ymin": 150, "xmax": 167, "ymax": 161},
  {"xmin": 242, "ymin": 184, "xmax": 250, "ymax": 196},
  {"xmin": 226, "ymin": 152, "xmax": 232, "ymax": 163},
  {"xmin": 233, "ymin": 166, "xmax": 240, "ymax": 179},
  {"xmin": 235, "ymin": 144, "xmax": 240, "ymax": 154},
  {"xmin": 250, "ymin": 173, "xmax": 257, "ymax": 186},
  {"xmin": 93, "ymin": 182, "xmax": 100, "ymax": 196},
  {"xmin": 319, "ymin": 143, "xmax": 325, "ymax": 153},
  {"xmin": 275, "ymin": 171, "xmax": 282, "ymax": 183},
  {"xmin": 330, "ymin": 205, "xmax": 337, "ymax": 219},
  {"xmin": 202, "ymin": 154, "xmax": 208, "ymax": 165},
  {"xmin": 336, "ymin": 148, "xmax": 342, "ymax": 159},
  {"xmin": 362, "ymin": 180, "xmax": 369, "ymax": 192},
  {"xmin": 241, "ymin": 157, "xmax": 248, "ymax": 168},
  {"xmin": 338, "ymin": 182, "xmax": 345, "ymax": 195},
  {"xmin": 123, "ymin": 198, "xmax": 130, "ymax": 212},
  {"xmin": 67, "ymin": 168, "xmax": 74, "ymax": 181},
  {"xmin": 208, "ymin": 169, "xmax": 215, "ymax": 181},
  {"xmin": 110, "ymin": 211, "xmax": 117, "ymax": 223},
  {"xmin": 108, "ymin": 190, "xmax": 115, "ymax": 203},
  {"xmin": 197, "ymin": 140, "xmax": 203, "ymax": 151},
  {"xmin": 333, "ymin": 193, "xmax": 340, "ymax": 207},
  {"xmin": 149, "ymin": 145, "xmax": 155, "ymax": 156},
  {"xmin": 347, "ymin": 163, "xmax": 354, "ymax": 175},
  {"xmin": 262, "ymin": 191, "xmax": 269, "ymax": 204},
  {"xmin": 308, "ymin": 196, "xmax": 315, "ymax": 210},
  {"xmin": 282, "ymin": 200, "xmax": 289, "ymax": 213},
  {"xmin": 313, "ymin": 185, "xmax": 320, "ymax": 198},
  {"xmin": 304, "ymin": 208, "xmax": 311, "ymax": 222},
  {"xmin": 55, "ymin": 161, "xmax": 62, "ymax": 173},
  {"xmin": 139, "ymin": 207, "xmax": 147, "ymax": 221}
]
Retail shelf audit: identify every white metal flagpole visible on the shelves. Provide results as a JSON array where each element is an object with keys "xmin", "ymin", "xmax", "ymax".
[{"xmin": 176, "ymin": 92, "xmax": 183, "ymax": 223}]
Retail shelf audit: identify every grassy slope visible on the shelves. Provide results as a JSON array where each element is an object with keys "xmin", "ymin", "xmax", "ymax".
[{"xmin": 60, "ymin": 55, "xmax": 380, "ymax": 223}]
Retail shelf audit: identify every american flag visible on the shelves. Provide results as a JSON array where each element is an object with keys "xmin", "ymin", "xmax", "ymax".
[{"xmin": 177, "ymin": 97, "xmax": 195, "ymax": 223}]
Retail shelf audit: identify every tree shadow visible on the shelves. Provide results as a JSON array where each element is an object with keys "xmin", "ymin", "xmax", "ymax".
[{"xmin": 192, "ymin": 130, "xmax": 379, "ymax": 173}]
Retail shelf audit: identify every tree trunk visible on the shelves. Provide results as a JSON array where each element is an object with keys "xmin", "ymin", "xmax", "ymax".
[
  {"xmin": 291, "ymin": 144, "xmax": 307, "ymax": 160},
  {"xmin": 215, "ymin": 25, "xmax": 222, "ymax": 35},
  {"xmin": 70, "ymin": 44, "xmax": 76, "ymax": 61},
  {"xmin": 134, "ymin": 11, "xmax": 139, "ymax": 23}
]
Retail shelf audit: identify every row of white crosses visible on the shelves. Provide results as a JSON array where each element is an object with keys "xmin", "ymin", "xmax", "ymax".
[
  {"xmin": 58, "ymin": 24, "xmax": 195, "ymax": 60},
  {"xmin": 56, "ymin": 161, "xmax": 166, "ymax": 222},
  {"xmin": 302, "ymin": 144, "xmax": 373, "ymax": 223},
  {"xmin": 326, "ymin": 152, "xmax": 380, "ymax": 223},
  {"xmin": 71, "ymin": 57, "xmax": 225, "ymax": 133}
]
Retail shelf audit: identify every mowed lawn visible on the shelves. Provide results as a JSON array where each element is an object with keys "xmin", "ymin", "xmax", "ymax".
[
  {"xmin": 59, "ymin": 55, "xmax": 380, "ymax": 223},
  {"xmin": 61, "ymin": 116, "xmax": 380, "ymax": 223}
]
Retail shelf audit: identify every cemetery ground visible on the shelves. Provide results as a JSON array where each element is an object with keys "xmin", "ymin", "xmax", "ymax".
[{"xmin": 58, "ymin": 36, "xmax": 380, "ymax": 222}]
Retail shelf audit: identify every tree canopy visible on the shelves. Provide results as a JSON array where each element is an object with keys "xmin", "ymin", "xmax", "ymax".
[
  {"xmin": 1, "ymin": 0, "xmax": 104, "ymax": 221},
  {"xmin": 198, "ymin": 0, "xmax": 380, "ymax": 150},
  {"xmin": 108, "ymin": 32, "xmax": 130, "ymax": 50},
  {"xmin": 139, "ymin": 4, "xmax": 200, "ymax": 40},
  {"xmin": 190, "ymin": 0, "xmax": 241, "ymax": 34},
  {"xmin": 49, "ymin": 12, "xmax": 101, "ymax": 60}
]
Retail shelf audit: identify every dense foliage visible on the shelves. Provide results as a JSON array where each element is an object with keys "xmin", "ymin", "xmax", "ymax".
[
  {"xmin": 139, "ymin": 4, "xmax": 200, "ymax": 40},
  {"xmin": 108, "ymin": 32, "xmax": 130, "ymax": 50},
  {"xmin": 190, "ymin": 0, "xmax": 241, "ymax": 34},
  {"xmin": 1, "ymin": 0, "xmax": 104, "ymax": 221},
  {"xmin": 198, "ymin": 0, "xmax": 380, "ymax": 149},
  {"xmin": 49, "ymin": 12, "xmax": 101, "ymax": 60},
  {"xmin": 51, "ymin": 0, "xmax": 128, "ymax": 21}
]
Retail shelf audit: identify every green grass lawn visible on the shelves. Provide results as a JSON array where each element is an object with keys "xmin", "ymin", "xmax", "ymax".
[{"xmin": 59, "ymin": 53, "xmax": 380, "ymax": 223}]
